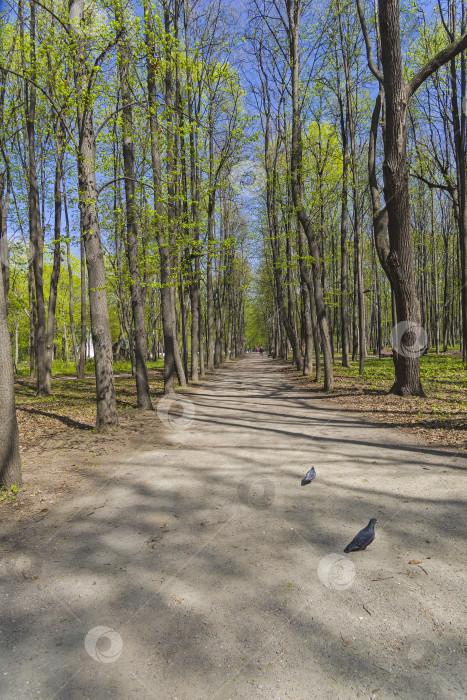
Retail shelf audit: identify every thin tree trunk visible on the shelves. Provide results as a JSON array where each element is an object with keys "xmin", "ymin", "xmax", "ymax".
[
  {"xmin": 119, "ymin": 33, "xmax": 153, "ymax": 409},
  {"xmin": 297, "ymin": 226, "xmax": 313, "ymax": 375},
  {"xmin": 144, "ymin": 0, "xmax": 179, "ymax": 394},
  {"xmin": 28, "ymin": 264, "xmax": 35, "ymax": 379},
  {"xmin": 22, "ymin": 0, "xmax": 47, "ymax": 396},
  {"xmin": 44, "ymin": 153, "xmax": 63, "ymax": 393},
  {"xmin": 63, "ymin": 179, "xmax": 80, "ymax": 375},
  {"xmin": 78, "ymin": 230, "xmax": 86, "ymax": 379},
  {"xmin": 337, "ymin": 85, "xmax": 350, "ymax": 367},
  {"xmin": 207, "ymin": 188, "xmax": 215, "ymax": 371},
  {"xmin": 199, "ymin": 292, "xmax": 205, "ymax": 376},
  {"xmin": 184, "ymin": 0, "xmax": 200, "ymax": 381}
]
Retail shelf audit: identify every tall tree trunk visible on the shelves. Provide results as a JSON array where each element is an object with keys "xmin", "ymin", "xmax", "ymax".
[
  {"xmin": 144, "ymin": 0, "xmax": 180, "ymax": 394},
  {"xmin": 119, "ymin": 33, "xmax": 153, "ymax": 410},
  {"xmin": 78, "ymin": 230, "xmax": 86, "ymax": 379},
  {"xmin": 207, "ymin": 188, "xmax": 215, "ymax": 371},
  {"xmin": 337, "ymin": 85, "xmax": 350, "ymax": 367},
  {"xmin": 22, "ymin": 0, "xmax": 47, "ymax": 396},
  {"xmin": 431, "ymin": 191, "xmax": 440, "ymax": 354},
  {"xmin": 286, "ymin": 0, "xmax": 333, "ymax": 389},
  {"xmin": 358, "ymin": 0, "xmax": 467, "ymax": 393},
  {"xmin": 184, "ymin": 0, "xmax": 200, "ymax": 381},
  {"xmin": 179, "ymin": 270, "xmax": 189, "ymax": 379},
  {"xmin": 28, "ymin": 264, "xmax": 35, "ymax": 379},
  {"xmin": 69, "ymin": 0, "xmax": 117, "ymax": 427},
  {"xmin": 199, "ymin": 292, "xmax": 205, "ymax": 376},
  {"xmin": 170, "ymin": 16, "xmax": 187, "ymax": 390},
  {"xmin": 447, "ymin": 1, "xmax": 467, "ymax": 361},
  {"xmin": 297, "ymin": 225, "xmax": 313, "ymax": 375},
  {"xmin": 377, "ymin": 1, "xmax": 424, "ymax": 395},
  {"xmin": 267, "ymin": 199, "xmax": 303, "ymax": 371},
  {"xmin": 0, "ymin": 171, "xmax": 9, "ymax": 303},
  {"xmin": 63, "ymin": 179, "xmax": 80, "ymax": 375},
  {"xmin": 214, "ymin": 288, "xmax": 222, "ymax": 368},
  {"xmin": 0, "ymin": 256, "xmax": 21, "ymax": 487},
  {"xmin": 44, "ymin": 153, "xmax": 63, "ymax": 393}
]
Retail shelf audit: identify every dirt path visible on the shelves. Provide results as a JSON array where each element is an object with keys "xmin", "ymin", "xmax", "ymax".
[{"xmin": 1, "ymin": 356, "xmax": 466, "ymax": 699}]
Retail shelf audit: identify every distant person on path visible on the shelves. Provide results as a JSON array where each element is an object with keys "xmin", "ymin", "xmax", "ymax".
[{"xmin": 259, "ymin": 346, "xmax": 263, "ymax": 355}]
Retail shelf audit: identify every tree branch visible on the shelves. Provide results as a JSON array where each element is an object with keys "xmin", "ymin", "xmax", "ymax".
[
  {"xmin": 97, "ymin": 176, "xmax": 155, "ymax": 196},
  {"xmin": 355, "ymin": 0, "xmax": 384, "ymax": 84},
  {"xmin": 31, "ymin": 0, "xmax": 70, "ymax": 34},
  {"xmin": 0, "ymin": 67, "xmax": 77, "ymax": 148},
  {"xmin": 411, "ymin": 172, "xmax": 453, "ymax": 193},
  {"xmin": 95, "ymin": 101, "xmax": 144, "ymax": 140},
  {"xmin": 407, "ymin": 31, "xmax": 467, "ymax": 97}
]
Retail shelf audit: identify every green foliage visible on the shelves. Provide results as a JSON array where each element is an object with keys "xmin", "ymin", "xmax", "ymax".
[
  {"xmin": 0, "ymin": 484, "xmax": 18, "ymax": 504},
  {"xmin": 339, "ymin": 354, "xmax": 467, "ymax": 390}
]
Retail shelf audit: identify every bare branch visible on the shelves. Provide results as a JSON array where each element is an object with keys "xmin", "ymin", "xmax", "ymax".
[
  {"xmin": 355, "ymin": 0, "xmax": 384, "ymax": 84},
  {"xmin": 97, "ymin": 176, "xmax": 155, "ymax": 196},
  {"xmin": 407, "ymin": 32, "xmax": 467, "ymax": 97},
  {"xmin": 0, "ymin": 67, "xmax": 77, "ymax": 148},
  {"xmin": 411, "ymin": 172, "xmax": 453, "ymax": 194}
]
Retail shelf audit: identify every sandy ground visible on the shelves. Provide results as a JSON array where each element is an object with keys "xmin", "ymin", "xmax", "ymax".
[{"xmin": 0, "ymin": 355, "xmax": 466, "ymax": 700}]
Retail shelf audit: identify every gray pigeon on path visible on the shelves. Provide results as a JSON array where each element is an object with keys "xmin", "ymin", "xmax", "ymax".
[
  {"xmin": 344, "ymin": 518, "xmax": 378, "ymax": 553},
  {"xmin": 301, "ymin": 467, "xmax": 316, "ymax": 486}
]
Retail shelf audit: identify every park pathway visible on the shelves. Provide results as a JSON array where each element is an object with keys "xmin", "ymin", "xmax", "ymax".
[{"xmin": 1, "ymin": 355, "xmax": 466, "ymax": 699}]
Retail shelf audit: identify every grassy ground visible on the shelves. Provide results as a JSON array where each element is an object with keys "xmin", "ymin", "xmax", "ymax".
[
  {"xmin": 15, "ymin": 358, "xmax": 165, "ymax": 377},
  {"xmin": 14, "ymin": 359, "xmax": 165, "ymax": 448},
  {"xmin": 282, "ymin": 352, "xmax": 467, "ymax": 454},
  {"xmin": 13, "ymin": 354, "xmax": 466, "ymax": 454}
]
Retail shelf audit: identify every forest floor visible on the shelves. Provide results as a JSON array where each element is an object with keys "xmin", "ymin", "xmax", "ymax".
[
  {"xmin": 0, "ymin": 367, "xmax": 166, "ymax": 519},
  {"xmin": 1, "ymin": 355, "xmax": 466, "ymax": 699},
  {"xmin": 4, "ymin": 352, "xmax": 465, "ymax": 520},
  {"xmin": 283, "ymin": 353, "xmax": 467, "ymax": 454}
]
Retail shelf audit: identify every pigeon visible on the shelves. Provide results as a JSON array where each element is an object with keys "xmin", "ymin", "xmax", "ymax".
[
  {"xmin": 344, "ymin": 518, "xmax": 378, "ymax": 553},
  {"xmin": 301, "ymin": 467, "xmax": 316, "ymax": 486}
]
